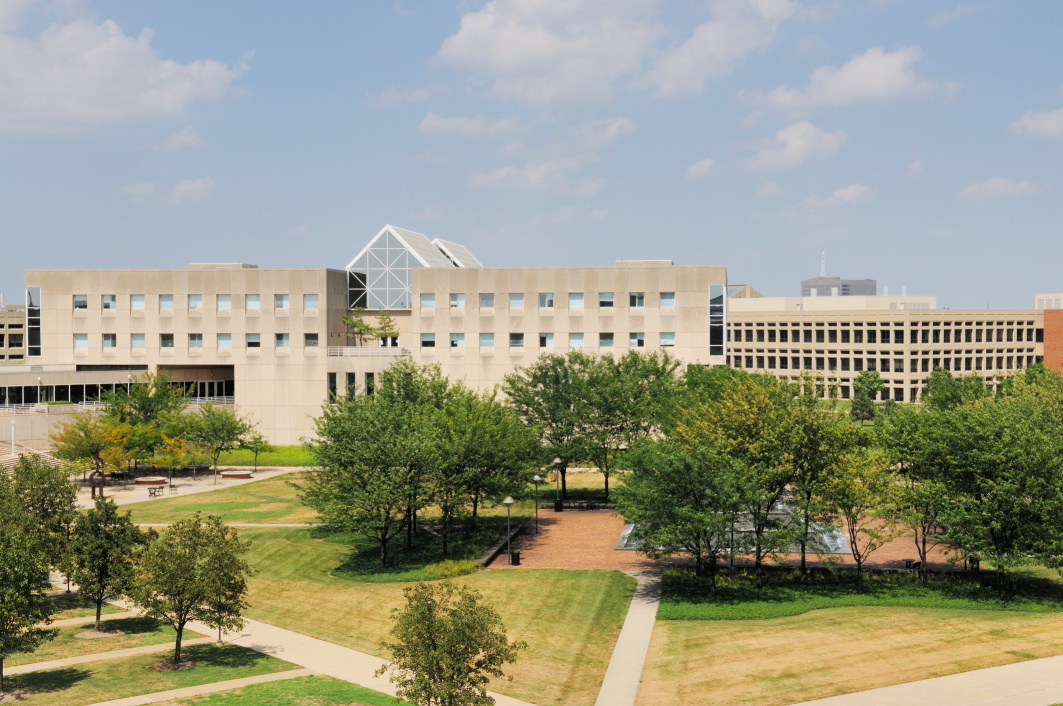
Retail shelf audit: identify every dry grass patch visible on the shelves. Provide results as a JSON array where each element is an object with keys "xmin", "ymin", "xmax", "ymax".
[{"xmin": 638, "ymin": 607, "xmax": 1063, "ymax": 705}]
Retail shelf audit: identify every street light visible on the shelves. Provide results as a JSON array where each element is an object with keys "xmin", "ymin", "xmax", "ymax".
[
  {"xmin": 552, "ymin": 457, "xmax": 563, "ymax": 513},
  {"xmin": 503, "ymin": 496, "xmax": 515, "ymax": 564},
  {"xmin": 532, "ymin": 474, "xmax": 543, "ymax": 534}
]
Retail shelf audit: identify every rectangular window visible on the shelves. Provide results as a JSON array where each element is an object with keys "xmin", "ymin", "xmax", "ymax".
[
  {"xmin": 73, "ymin": 334, "xmax": 88, "ymax": 349},
  {"xmin": 246, "ymin": 294, "xmax": 260, "ymax": 310},
  {"xmin": 479, "ymin": 293, "xmax": 494, "ymax": 308},
  {"xmin": 159, "ymin": 294, "xmax": 174, "ymax": 310},
  {"xmin": 599, "ymin": 292, "xmax": 614, "ymax": 308},
  {"xmin": 450, "ymin": 293, "xmax": 465, "ymax": 309},
  {"xmin": 569, "ymin": 292, "xmax": 584, "ymax": 308},
  {"xmin": 217, "ymin": 294, "xmax": 231, "ymax": 310},
  {"xmin": 102, "ymin": 334, "xmax": 116, "ymax": 348},
  {"xmin": 102, "ymin": 295, "xmax": 116, "ymax": 310},
  {"xmin": 629, "ymin": 292, "xmax": 645, "ymax": 307},
  {"xmin": 275, "ymin": 294, "xmax": 289, "ymax": 310},
  {"xmin": 304, "ymin": 333, "xmax": 319, "ymax": 347},
  {"xmin": 275, "ymin": 333, "xmax": 289, "ymax": 348},
  {"xmin": 131, "ymin": 333, "xmax": 145, "ymax": 349},
  {"xmin": 73, "ymin": 295, "xmax": 88, "ymax": 310},
  {"xmin": 709, "ymin": 284, "xmax": 725, "ymax": 356},
  {"xmin": 420, "ymin": 333, "xmax": 436, "ymax": 348},
  {"xmin": 570, "ymin": 332, "xmax": 584, "ymax": 348},
  {"xmin": 328, "ymin": 372, "xmax": 337, "ymax": 400},
  {"xmin": 540, "ymin": 333, "xmax": 554, "ymax": 348},
  {"xmin": 131, "ymin": 294, "xmax": 145, "ymax": 310},
  {"xmin": 188, "ymin": 294, "xmax": 203, "ymax": 310},
  {"xmin": 420, "ymin": 293, "xmax": 436, "ymax": 309},
  {"xmin": 600, "ymin": 332, "xmax": 615, "ymax": 347},
  {"xmin": 660, "ymin": 332, "xmax": 675, "ymax": 347},
  {"xmin": 189, "ymin": 333, "xmax": 203, "ymax": 348},
  {"xmin": 630, "ymin": 332, "xmax": 645, "ymax": 348},
  {"xmin": 246, "ymin": 333, "xmax": 261, "ymax": 348},
  {"xmin": 218, "ymin": 333, "xmax": 232, "ymax": 349},
  {"xmin": 161, "ymin": 333, "xmax": 175, "ymax": 348},
  {"xmin": 450, "ymin": 333, "xmax": 465, "ymax": 348},
  {"xmin": 479, "ymin": 333, "xmax": 494, "ymax": 348},
  {"xmin": 509, "ymin": 333, "xmax": 524, "ymax": 348},
  {"xmin": 660, "ymin": 292, "xmax": 675, "ymax": 307},
  {"xmin": 539, "ymin": 293, "xmax": 555, "ymax": 308},
  {"xmin": 303, "ymin": 294, "xmax": 318, "ymax": 309},
  {"xmin": 509, "ymin": 293, "xmax": 524, "ymax": 309}
]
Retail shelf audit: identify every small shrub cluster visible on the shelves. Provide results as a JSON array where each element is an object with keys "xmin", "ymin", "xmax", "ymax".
[{"xmin": 424, "ymin": 559, "xmax": 482, "ymax": 579}]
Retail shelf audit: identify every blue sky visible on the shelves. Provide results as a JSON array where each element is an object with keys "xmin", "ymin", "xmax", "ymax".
[{"xmin": 2, "ymin": 0, "xmax": 1062, "ymax": 308}]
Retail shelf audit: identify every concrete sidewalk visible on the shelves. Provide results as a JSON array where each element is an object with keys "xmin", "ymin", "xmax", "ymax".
[
  {"xmin": 595, "ymin": 571, "xmax": 661, "ymax": 706},
  {"xmin": 85, "ymin": 668, "xmax": 313, "ymax": 706},
  {"xmin": 76, "ymin": 467, "xmax": 300, "ymax": 509},
  {"xmin": 7, "ymin": 637, "xmax": 214, "ymax": 675},
  {"xmin": 50, "ymin": 610, "xmax": 141, "ymax": 628}
]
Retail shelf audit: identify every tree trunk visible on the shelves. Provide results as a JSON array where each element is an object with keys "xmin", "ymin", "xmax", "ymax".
[
  {"xmin": 405, "ymin": 506, "xmax": 413, "ymax": 550},
  {"xmin": 471, "ymin": 493, "xmax": 480, "ymax": 520},
  {"xmin": 561, "ymin": 468, "xmax": 568, "ymax": 500},
  {"xmin": 174, "ymin": 623, "xmax": 185, "ymax": 663},
  {"xmin": 799, "ymin": 496, "xmax": 811, "ymax": 574},
  {"xmin": 856, "ymin": 560, "xmax": 864, "ymax": 594},
  {"xmin": 1, "ymin": 656, "xmax": 5, "ymax": 693},
  {"xmin": 95, "ymin": 598, "xmax": 103, "ymax": 631},
  {"xmin": 441, "ymin": 507, "xmax": 450, "ymax": 557},
  {"xmin": 603, "ymin": 471, "xmax": 610, "ymax": 502},
  {"xmin": 380, "ymin": 537, "xmax": 389, "ymax": 568}
]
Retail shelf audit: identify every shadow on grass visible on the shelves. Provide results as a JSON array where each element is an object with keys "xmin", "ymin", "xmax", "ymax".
[
  {"xmin": 660, "ymin": 566, "xmax": 1063, "ymax": 620},
  {"xmin": 99, "ymin": 617, "xmax": 166, "ymax": 635},
  {"xmin": 178, "ymin": 644, "xmax": 278, "ymax": 669},
  {"xmin": 9, "ymin": 667, "xmax": 90, "ymax": 695}
]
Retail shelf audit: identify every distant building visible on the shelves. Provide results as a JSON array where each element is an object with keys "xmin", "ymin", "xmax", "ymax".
[
  {"xmin": 0, "ymin": 302, "xmax": 25, "ymax": 365},
  {"xmin": 1035, "ymin": 293, "xmax": 1063, "ymax": 310},
  {"xmin": 801, "ymin": 276, "xmax": 877, "ymax": 297}
]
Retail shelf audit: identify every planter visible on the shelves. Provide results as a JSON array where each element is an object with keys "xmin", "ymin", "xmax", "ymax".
[
  {"xmin": 220, "ymin": 470, "xmax": 253, "ymax": 480},
  {"xmin": 135, "ymin": 476, "xmax": 167, "ymax": 486}
]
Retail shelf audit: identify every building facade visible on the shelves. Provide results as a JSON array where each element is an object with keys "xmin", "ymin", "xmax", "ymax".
[
  {"xmin": 801, "ymin": 276, "xmax": 877, "ymax": 297},
  {"xmin": 0, "ymin": 304, "xmax": 25, "ymax": 364}
]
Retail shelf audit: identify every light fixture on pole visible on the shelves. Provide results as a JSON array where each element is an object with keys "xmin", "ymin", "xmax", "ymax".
[
  {"xmin": 503, "ymin": 496, "xmax": 515, "ymax": 564},
  {"xmin": 552, "ymin": 457, "xmax": 563, "ymax": 513},
  {"xmin": 532, "ymin": 474, "xmax": 543, "ymax": 534}
]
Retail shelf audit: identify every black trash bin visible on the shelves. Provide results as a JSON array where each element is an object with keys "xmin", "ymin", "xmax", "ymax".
[
  {"xmin": 510, "ymin": 551, "xmax": 521, "ymax": 566},
  {"xmin": 554, "ymin": 498, "xmax": 564, "ymax": 512}
]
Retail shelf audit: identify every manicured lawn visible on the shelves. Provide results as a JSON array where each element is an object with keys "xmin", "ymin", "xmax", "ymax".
[
  {"xmin": 239, "ymin": 527, "xmax": 635, "ymax": 706},
  {"xmin": 49, "ymin": 592, "xmax": 122, "ymax": 621},
  {"xmin": 164, "ymin": 675, "xmax": 411, "ymax": 706},
  {"xmin": 5, "ymin": 644, "xmax": 297, "ymax": 706},
  {"xmin": 544, "ymin": 470, "xmax": 623, "ymax": 503},
  {"xmin": 217, "ymin": 445, "xmax": 314, "ymax": 467},
  {"xmin": 8, "ymin": 617, "xmax": 201, "ymax": 668},
  {"xmin": 638, "ymin": 607, "xmax": 1063, "ymax": 706},
  {"xmin": 125, "ymin": 473, "xmax": 318, "ymax": 525}
]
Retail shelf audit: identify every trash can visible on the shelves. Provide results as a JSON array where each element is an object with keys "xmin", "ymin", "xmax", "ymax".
[
  {"xmin": 554, "ymin": 498, "xmax": 564, "ymax": 512},
  {"xmin": 510, "ymin": 551, "xmax": 521, "ymax": 566}
]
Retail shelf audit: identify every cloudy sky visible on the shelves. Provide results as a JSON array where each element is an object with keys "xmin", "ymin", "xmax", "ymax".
[{"xmin": 2, "ymin": 0, "xmax": 1061, "ymax": 308}]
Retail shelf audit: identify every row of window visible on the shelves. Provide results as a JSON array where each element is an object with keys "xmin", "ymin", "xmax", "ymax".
[
  {"xmin": 0, "ymin": 334, "xmax": 22, "ymax": 347},
  {"xmin": 730, "ymin": 354, "xmax": 1039, "ymax": 373},
  {"xmin": 73, "ymin": 333, "xmax": 319, "ymax": 349},
  {"xmin": 732, "ymin": 327, "xmax": 1040, "ymax": 344},
  {"xmin": 421, "ymin": 291, "xmax": 676, "ymax": 310},
  {"xmin": 421, "ymin": 332, "xmax": 676, "ymax": 349},
  {"xmin": 73, "ymin": 294, "xmax": 319, "ymax": 311}
]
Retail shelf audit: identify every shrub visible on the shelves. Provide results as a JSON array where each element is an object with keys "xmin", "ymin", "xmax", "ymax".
[{"xmin": 424, "ymin": 559, "xmax": 482, "ymax": 580}]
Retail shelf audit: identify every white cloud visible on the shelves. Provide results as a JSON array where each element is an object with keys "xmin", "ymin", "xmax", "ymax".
[
  {"xmin": 685, "ymin": 157, "xmax": 716, "ymax": 179},
  {"xmin": 168, "ymin": 177, "xmax": 215, "ymax": 205},
  {"xmin": 1010, "ymin": 107, "xmax": 1063, "ymax": 142},
  {"xmin": 371, "ymin": 84, "xmax": 445, "ymax": 107},
  {"xmin": 746, "ymin": 46, "xmax": 956, "ymax": 113},
  {"xmin": 648, "ymin": 0, "xmax": 798, "ymax": 98},
  {"xmin": 959, "ymin": 177, "xmax": 1045, "ymax": 201},
  {"xmin": 0, "ymin": 15, "xmax": 248, "ymax": 133},
  {"xmin": 438, "ymin": 0, "xmax": 661, "ymax": 104},
  {"xmin": 471, "ymin": 156, "xmax": 604, "ymax": 196},
  {"xmin": 575, "ymin": 117, "xmax": 636, "ymax": 149},
  {"xmin": 746, "ymin": 121, "xmax": 847, "ymax": 171},
  {"xmin": 417, "ymin": 112, "xmax": 521, "ymax": 138},
  {"xmin": 0, "ymin": 0, "xmax": 34, "ymax": 33},
  {"xmin": 906, "ymin": 158, "xmax": 927, "ymax": 181},
  {"xmin": 142, "ymin": 126, "xmax": 204, "ymax": 152},
  {"xmin": 928, "ymin": 3, "xmax": 985, "ymax": 28},
  {"xmin": 803, "ymin": 183, "xmax": 871, "ymax": 209},
  {"xmin": 121, "ymin": 181, "xmax": 157, "ymax": 203}
]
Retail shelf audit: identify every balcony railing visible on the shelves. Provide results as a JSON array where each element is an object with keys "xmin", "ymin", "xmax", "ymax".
[{"xmin": 328, "ymin": 346, "xmax": 411, "ymax": 357}]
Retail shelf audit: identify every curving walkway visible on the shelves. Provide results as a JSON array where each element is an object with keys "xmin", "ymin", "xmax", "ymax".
[{"xmin": 595, "ymin": 572, "xmax": 661, "ymax": 706}]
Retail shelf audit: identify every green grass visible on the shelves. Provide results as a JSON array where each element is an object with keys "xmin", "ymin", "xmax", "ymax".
[
  {"xmin": 49, "ymin": 592, "xmax": 122, "ymax": 620},
  {"xmin": 8, "ymin": 617, "xmax": 202, "ymax": 668},
  {"xmin": 216, "ymin": 446, "xmax": 314, "ymax": 467},
  {"xmin": 166, "ymin": 675, "xmax": 411, "ymax": 706},
  {"xmin": 239, "ymin": 527, "xmax": 635, "ymax": 705},
  {"xmin": 659, "ymin": 567, "xmax": 1063, "ymax": 621},
  {"xmin": 126, "ymin": 473, "xmax": 317, "ymax": 525},
  {"xmin": 5, "ymin": 643, "xmax": 297, "ymax": 706}
]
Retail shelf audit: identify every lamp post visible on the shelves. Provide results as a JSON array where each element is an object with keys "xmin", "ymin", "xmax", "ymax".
[
  {"xmin": 9, "ymin": 419, "xmax": 14, "ymax": 458},
  {"xmin": 532, "ymin": 474, "xmax": 542, "ymax": 534},
  {"xmin": 503, "ymin": 496, "xmax": 515, "ymax": 564},
  {"xmin": 552, "ymin": 457, "xmax": 563, "ymax": 512}
]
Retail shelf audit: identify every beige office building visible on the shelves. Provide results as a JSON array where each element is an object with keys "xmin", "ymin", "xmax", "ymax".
[{"xmin": 0, "ymin": 304, "xmax": 26, "ymax": 364}]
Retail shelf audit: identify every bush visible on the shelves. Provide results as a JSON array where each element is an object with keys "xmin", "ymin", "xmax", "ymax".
[{"xmin": 424, "ymin": 559, "xmax": 482, "ymax": 580}]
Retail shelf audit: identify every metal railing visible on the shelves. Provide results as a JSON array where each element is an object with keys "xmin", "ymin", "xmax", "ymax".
[
  {"xmin": 327, "ymin": 346, "xmax": 411, "ymax": 357},
  {"xmin": 0, "ymin": 403, "xmax": 48, "ymax": 414},
  {"xmin": 186, "ymin": 396, "xmax": 235, "ymax": 407}
]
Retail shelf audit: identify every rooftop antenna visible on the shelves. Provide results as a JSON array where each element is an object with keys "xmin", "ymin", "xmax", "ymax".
[{"xmin": 820, "ymin": 251, "xmax": 826, "ymax": 278}]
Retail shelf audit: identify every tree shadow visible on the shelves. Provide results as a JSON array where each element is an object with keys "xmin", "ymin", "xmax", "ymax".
[{"xmin": 9, "ymin": 667, "xmax": 90, "ymax": 695}]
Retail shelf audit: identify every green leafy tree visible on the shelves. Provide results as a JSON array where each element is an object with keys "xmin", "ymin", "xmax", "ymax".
[
  {"xmin": 850, "ymin": 370, "xmax": 885, "ymax": 422},
  {"xmin": 376, "ymin": 311, "xmax": 399, "ymax": 345},
  {"xmin": 921, "ymin": 368, "xmax": 989, "ymax": 411},
  {"xmin": 71, "ymin": 497, "xmax": 147, "ymax": 630},
  {"xmin": 130, "ymin": 514, "xmax": 254, "ymax": 663},
  {"xmin": 49, "ymin": 411, "xmax": 114, "ymax": 475},
  {"xmin": 343, "ymin": 307, "xmax": 378, "ymax": 347},
  {"xmin": 10, "ymin": 455, "xmax": 78, "ymax": 570},
  {"xmin": 103, "ymin": 372, "xmax": 188, "ymax": 459},
  {"xmin": 188, "ymin": 404, "xmax": 253, "ymax": 483},
  {"xmin": 615, "ymin": 440, "xmax": 742, "ymax": 592},
  {"xmin": 377, "ymin": 580, "xmax": 526, "ymax": 706},
  {"xmin": 241, "ymin": 431, "xmax": 274, "ymax": 471}
]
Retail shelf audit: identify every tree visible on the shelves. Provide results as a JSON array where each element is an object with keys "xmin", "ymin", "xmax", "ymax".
[
  {"xmin": 377, "ymin": 580, "xmax": 526, "ymax": 706},
  {"xmin": 343, "ymin": 307, "xmax": 378, "ymax": 347},
  {"xmin": 71, "ymin": 497, "xmax": 146, "ymax": 630},
  {"xmin": 130, "ymin": 514, "xmax": 254, "ymax": 663},
  {"xmin": 376, "ymin": 311, "xmax": 399, "ymax": 346},
  {"xmin": 921, "ymin": 368, "xmax": 989, "ymax": 411},
  {"xmin": 614, "ymin": 440, "xmax": 742, "ymax": 592},
  {"xmin": 241, "ymin": 431, "xmax": 274, "ymax": 471},
  {"xmin": 10, "ymin": 454, "xmax": 78, "ymax": 570},
  {"xmin": 189, "ymin": 404, "xmax": 252, "ymax": 483},
  {"xmin": 49, "ymin": 411, "xmax": 111, "ymax": 475},
  {"xmin": 850, "ymin": 370, "xmax": 885, "ymax": 422}
]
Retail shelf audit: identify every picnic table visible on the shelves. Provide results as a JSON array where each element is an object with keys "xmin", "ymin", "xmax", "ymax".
[{"xmin": 147, "ymin": 486, "xmax": 166, "ymax": 498}]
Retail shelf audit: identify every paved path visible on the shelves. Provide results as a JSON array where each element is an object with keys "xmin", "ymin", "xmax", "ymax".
[
  {"xmin": 136, "ymin": 523, "xmax": 318, "ymax": 528},
  {"xmin": 50, "ymin": 611, "xmax": 141, "ymax": 628},
  {"xmin": 7, "ymin": 637, "xmax": 214, "ymax": 675},
  {"xmin": 85, "ymin": 668, "xmax": 313, "ymax": 706},
  {"xmin": 595, "ymin": 571, "xmax": 662, "ymax": 706},
  {"xmin": 76, "ymin": 467, "xmax": 300, "ymax": 509},
  {"xmin": 791, "ymin": 654, "xmax": 1063, "ymax": 706}
]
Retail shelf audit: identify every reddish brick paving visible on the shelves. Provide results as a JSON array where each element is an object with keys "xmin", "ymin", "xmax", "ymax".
[{"xmin": 489, "ymin": 508, "xmax": 959, "ymax": 573}]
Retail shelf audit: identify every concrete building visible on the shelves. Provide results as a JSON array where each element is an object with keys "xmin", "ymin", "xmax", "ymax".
[
  {"xmin": 801, "ymin": 276, "xmax": 877, "ymax": 297},
  {"xmin": 0, "ymin": 303, "xmax": 25, "ymax": 364}
]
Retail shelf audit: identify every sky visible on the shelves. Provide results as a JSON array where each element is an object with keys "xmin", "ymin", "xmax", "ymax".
[{"xmin": 2, "ymin": 0, "xmax": 1062, "ymax": 309}]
